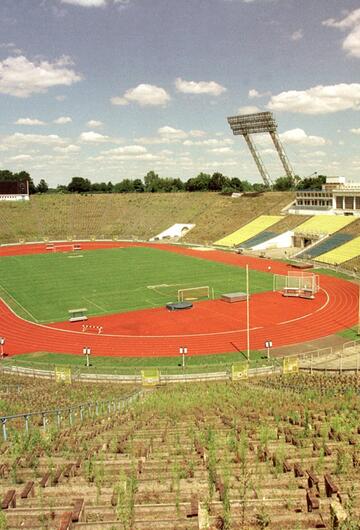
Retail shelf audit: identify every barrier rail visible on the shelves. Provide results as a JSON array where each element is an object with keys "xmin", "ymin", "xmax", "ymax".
[{"xmin": 0, "ymin": 389, "xmax": 142, "ymax": 442}]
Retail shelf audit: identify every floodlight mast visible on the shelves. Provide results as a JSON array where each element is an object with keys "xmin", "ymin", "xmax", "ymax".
[{"xmin": 227, "ymin": 111, "xmax": 295, "ymax": 186}]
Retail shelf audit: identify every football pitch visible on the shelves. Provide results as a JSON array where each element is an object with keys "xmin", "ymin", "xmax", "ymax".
[{"xmin": 0, "ymin": 246, "xmax": 273, "ymax": 323}]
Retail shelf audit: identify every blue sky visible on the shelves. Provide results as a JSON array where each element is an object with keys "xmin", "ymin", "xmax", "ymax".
[{"xmin": 0, "ymin": 0, "xmax": 359, "ymax": 186}]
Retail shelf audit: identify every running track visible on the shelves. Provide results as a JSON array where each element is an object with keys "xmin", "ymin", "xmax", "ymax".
[{"xmin": 0, "ymin": 242, "xmax": 357, "ymax": 357}]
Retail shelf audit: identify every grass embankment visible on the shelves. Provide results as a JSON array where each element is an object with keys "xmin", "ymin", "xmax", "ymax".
[
  {"xmin": 0, "ymin": 246, "xmax": 273, "ymax": 322},
  {"xmin": 0, "ymin": 191, "xmax": 294, "ymax": 244},
  {"xmin": 2, "ymin": 350, "xmax": 275, "ymax": 375}
]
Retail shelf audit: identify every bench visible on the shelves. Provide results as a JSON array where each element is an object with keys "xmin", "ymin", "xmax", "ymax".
[
  {"xmin": 1, "ymin": 490, "xmax": 16, "ymax": 510},
  {"xmin": 324, "ymin": 474, "xmax": 339, "ymax": 498},
  {"xmin": 20, "ymin": 481, "xmax": 35, "ymax": 499},
  {"xmin": 39, "ymin": 472, "xmax": 50, "ymax": 488},
  {"xmin": 72, "ymin": 498, "xmax": 85, "ymax": 523},
  {"xmin": 307, "ymin": 469, "xmax": 320, "ymax": 494},
  {"xmin": 187, "ymin": 494, "xmax": 198, "ymax": 518},
  {"xmin": 306, "ymin": 490, "xmax": 320, "ymax": 512},
  {"xmin": 52, "ymin": 467, "xmax": 63, "ymax": 485},
  {"xmin": 58, "ymin": 511, "xmax": 73, "ymax": 530},
  {"xmin": 294, "ymin": 462, "xmax": 304, "ymax": 478},
  {"xmin": 283, "ymin": 459, "xmax": 292, "ymax": 473},
  {"xmin": 111, "ymin": 490, "xmax": 117, "ymax": 507}
]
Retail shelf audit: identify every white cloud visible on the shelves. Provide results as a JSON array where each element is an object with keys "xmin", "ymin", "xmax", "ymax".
[
  {"xmin": 15, "ymin": 118, "xmax": 45, "ymax": 126},
  {"xmin": 189, "ymin": 129, "xmax": 207, "ymax": 137},
  {"xmin": 350, "ymin": 128, "xmax": 360, "ymax": 135},
  {"xmin": 54, "ymin": 144, "xmax": 80, "ymax": 153},
  {"xmin": 86, "ymin": 119, "xmax": 103, "ymax": 128},
  {"xmin": 279, "ymin": 128, "xmax": 328, "ymax": 146},
  {"xmin": 111, "ymin": 83, "xmax": 170, "ymax": 106},
  {"xmin": 291, "ymin": 29, "xmax": 303, "ymax": 41},
  {"xmin": 237, "ymin": 105, "xmax": 261, "ymax": 115},
  {"xmin": 158, "ymin": 126, "xmax": 188, "ymax": 141},
  {"xmin": 209, "ymin": 147, "xmax": 234, "ymax": 155},
  {"xmin": 267, "ymin": 83, "xmax": 360, "ymax": 114},
  {"xmin": 79, "ymin": 131, "xmax": 110, "ymax": 143},
  {"xmin": 323, "ymin": 8, "xmax": 360, "ymax": 58},
  {"xmin": 183, "ymin": 138, "xmax": 233, "ymax": 147},
  {"xmin": 10, "ymin": 154, "xmax": 32, "ymax": 161},
  {"xmin": 175, "ymin": 78, "xmax": 226, "ymax": 96},
  {"xmin": 53, "ymin": 116, "xmax": 72, "ymax": 124},
  {"xmin": 61, "ymin": 0, "xmax": 107, "ymax": 6},
  {"xmin": 3, "ymin": 133, "xmax": 65, "ymax": 146},
  {"xmin": 248, "ymin": 88, "xmax": 270, "ymax": 99},
  {"xmin": 0, "ymin": 55, "xmax": 82, "ymax": 97},
  {"xmin": 103, "ymin": 145, "xmax": 147, "ymax": 156},
  {"xmin": 55, "ymin": 95, "xmax": 66, "ymax": 101}
]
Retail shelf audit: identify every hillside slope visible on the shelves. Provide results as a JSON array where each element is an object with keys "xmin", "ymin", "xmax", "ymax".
[{"xmin": 0, "ymin": 192, "xmax": 294, "ymax": 244}]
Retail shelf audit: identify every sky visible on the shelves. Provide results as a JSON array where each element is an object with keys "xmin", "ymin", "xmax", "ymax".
[{"xmin": 0, "ymin": 0, "xmax": 359, "ymax": 187}]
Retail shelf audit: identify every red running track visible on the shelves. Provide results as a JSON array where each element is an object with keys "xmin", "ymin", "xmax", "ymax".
[{"xmin": 0, "ymin": 241, "xmax": 357, "ymax": 357}]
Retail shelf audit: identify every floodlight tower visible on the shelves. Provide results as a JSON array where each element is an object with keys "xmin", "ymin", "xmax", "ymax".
[{"xmin": 227, "ymin": 111, "xmax": 295, "ymax": 187}]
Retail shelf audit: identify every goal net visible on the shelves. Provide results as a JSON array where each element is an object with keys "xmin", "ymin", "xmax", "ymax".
[
  {"xmin": 177, "ymin": 286, "xmax": 210, "ymax": 302},
  {"xmin": 273, "ymin": 272, "xmax": 320, "ymax": 294}
]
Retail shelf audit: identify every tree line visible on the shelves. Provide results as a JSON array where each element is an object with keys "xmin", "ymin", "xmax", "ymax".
[{"xmin": 0, "ymin": 169, "xmax": 327, "ymax": 195}]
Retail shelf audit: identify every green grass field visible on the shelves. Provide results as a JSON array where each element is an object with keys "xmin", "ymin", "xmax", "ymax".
[{"xmin": 0, "ymin": 246, "xmax": 273, "ymax": 323}]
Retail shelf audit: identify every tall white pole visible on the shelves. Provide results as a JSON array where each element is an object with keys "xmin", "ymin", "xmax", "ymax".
[{"xmin": 246, "ymin": 264, "xmax": 250, "ymax": 361}]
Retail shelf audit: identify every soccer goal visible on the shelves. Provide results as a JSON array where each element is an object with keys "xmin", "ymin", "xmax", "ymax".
[
  {"xmin": 273, "ymin": 272, "xmax": 319, "ymax": 299},
  {"xmin": 177, "ymin": 285, "xmax": 211, "ymax": 302}
]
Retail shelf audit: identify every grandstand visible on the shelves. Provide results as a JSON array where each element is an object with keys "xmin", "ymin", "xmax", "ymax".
[
  {"xmin": 316, "ymin": 235, "xmax": 360, "ymax": 265},
  {"xmin": 214, "ymin": 215, "xmax": 282, "ymax": 247},
  {"xmin": 0, "ymin": 192, "xmax": 295, "ymax": 244},
  {"xmin": 294, "ymin": 215, "xmax": 355, "ymax": 237},
  {"xmin": 297, "ymin": 233, "xmax": 354, "ymax": 259}
]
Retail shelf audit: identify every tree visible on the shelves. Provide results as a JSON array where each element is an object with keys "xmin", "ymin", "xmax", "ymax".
[
  {"xmin": 133, "ymin": 179, "xmax": 144, "ymax": 193},
  {"xmin": 36, "ymin": 179, "xmax": 49, "ymax": 193},
  {"xmin": 67, "ymin": 177, "xmax": 92, "ymax": 193},
  {"xmin": 297, "ymin": 174, "xmax": 326, "ymax": 191},
  {"xmin": 273, "ymin": 175, "xmax": 294, "ymax": 191},
  {"xmin": 144, "ymin": 171, "xmax": 161, "ymax": 192},
  {"xmin": 185, "ymin": 172, "xmax": 211, "ymax": 191},
  {"xmin": 209, "ymin": 172, "xmax": 228, "ymax": 191}
]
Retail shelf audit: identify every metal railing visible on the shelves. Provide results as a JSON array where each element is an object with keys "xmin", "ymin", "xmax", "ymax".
[{"xmin": 0, "ymin": 389, "xmax": 142, "ymax": 442}]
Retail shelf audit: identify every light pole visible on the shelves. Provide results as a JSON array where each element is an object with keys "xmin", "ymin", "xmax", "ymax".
[
  {"xmin": 265, "ymin": 340, "xmax": 272, "ymax": 360},
  {"xmin": 179, "ymin": 347, "xmax": 187, "ymax": 370},
  {"xmin": 0, "ymin": 337, "xmax": 5, "ymax": 359},
  {"xmin": 83, "ymin": 346, "xmax": 91, "ymax": 368}
]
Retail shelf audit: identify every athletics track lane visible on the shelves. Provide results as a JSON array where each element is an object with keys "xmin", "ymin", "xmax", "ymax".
[{"xmin": 0, "ymin": 242, "xmax": 357, "ymax": 357}]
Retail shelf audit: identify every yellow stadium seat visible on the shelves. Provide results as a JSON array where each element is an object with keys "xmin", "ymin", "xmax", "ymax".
[
  {"xmin": 316, "ymin": 235, "xmax": 360, "ymax": 265},
  {"xmin": 215, "ymin": 215, "xmax": 282, "ymax": 247},
  {"xmin": 294, "ymin": 216, "xmax": 355, "ymax": 237}
]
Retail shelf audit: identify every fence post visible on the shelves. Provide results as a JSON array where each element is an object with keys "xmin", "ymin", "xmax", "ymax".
[
  {"xmin": 1, "ymin": 419, "xmax": 7, "ymax": 442},
  {"xmin": 69, "ymin": 410, "xmax": 73, "ymax": 426},
  {"xmin": 57, "ymin": 411, "xmax": 61, "ymax": 428},
  {"xmin": 42, "ymin": 413, "xmax": 46, "ymax": 431},
  {"xmin": 24, "ymin": 415, "xmax": 29, "ymax": 434},
  {"xmin": 80, "ymin": 406, "xmax": 83, "ymax": 421}
]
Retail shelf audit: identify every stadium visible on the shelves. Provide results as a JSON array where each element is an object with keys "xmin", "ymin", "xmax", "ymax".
[{"xmin": 1, "ymin": 1, "xmax": 360, "ymax": 528}]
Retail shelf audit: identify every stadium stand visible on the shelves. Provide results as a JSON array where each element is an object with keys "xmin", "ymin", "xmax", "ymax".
[
  {"xmin": 214, "ymin": 215, "xmax": 282, "ymax": 247},
  {"xmin": 316, "ymin": 235, "xmax": 360, "ymax": 265},
  {"xmin": 294, "ymin": 215, "xmax": 355, "ymax": 236},
  {"xmin": 296, "ymin": 233, "xmax": 354, "ymax": 259},
  {"xmin": 241, "ymin": 230, "xmax": 277, "ymax": 249}
]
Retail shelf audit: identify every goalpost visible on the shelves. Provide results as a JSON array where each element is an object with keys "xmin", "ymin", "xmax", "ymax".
[
  {"xmin": 177, "ymin": 286, "xmax": 211, "ymax": 302},
  {"xmin": 273, "ymin": 272, "xmax": 320, "ymax": 299}
]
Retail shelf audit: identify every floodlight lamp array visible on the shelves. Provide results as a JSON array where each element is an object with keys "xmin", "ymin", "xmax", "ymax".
[{"xmin": 227, "ymin": 111, "xmax": 277, "ymax": 135}]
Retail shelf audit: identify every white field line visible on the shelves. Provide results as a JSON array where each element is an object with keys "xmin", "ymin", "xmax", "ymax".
[
  {"xmin": 276, "ymin": 288, "xmax": 330, "ymax": 326},
  {"xmin": 0, "ymin": 284, "xmax": 39, "ymax": 322},
  {"xmin": 82, "ymin": 297, "xmax": 107, "ymax": 312}
]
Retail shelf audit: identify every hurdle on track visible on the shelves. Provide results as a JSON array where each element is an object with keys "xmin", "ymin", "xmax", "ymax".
[{"xmin": 82, "ymin": 324, "xmax": 103, "ymax": 334}]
